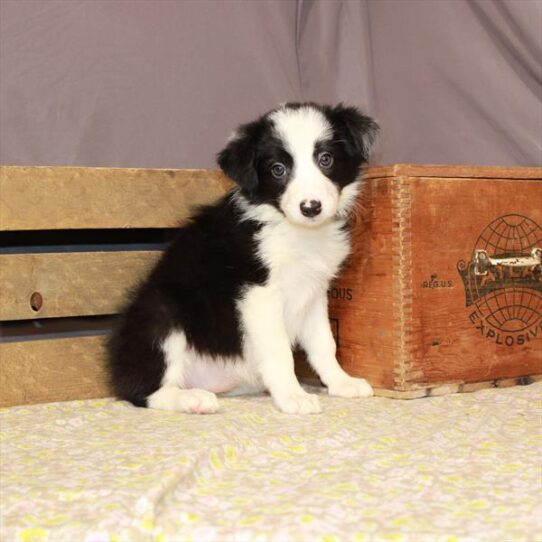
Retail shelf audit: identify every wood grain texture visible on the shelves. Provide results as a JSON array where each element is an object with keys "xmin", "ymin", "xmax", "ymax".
[
  {"xmin": 406, "ymin": 176, "xmax": 542, "ymax": 386},
  {"xmin": 0, "ymin": 251, "xmax": 161, "ymax": 320},
  {"xmin": 363, "ymin": 164, "xmax": 542, "ymax": 180},
  {"xmin": 0, "ymin": 166, "xmax": 233, "ymax": 231},
  {"xmin": 0, "ymin": 336, "xmax": 111, "ymax": 407},
  {"xmin": 390, "ymin": 175, "xmax": 415, "ymax": 390},
  {"xmin": 328, "ymin": 178, "xmax": 398, "ymax": 389}
]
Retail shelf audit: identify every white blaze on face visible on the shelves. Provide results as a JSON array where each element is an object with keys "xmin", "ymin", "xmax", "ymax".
[{"xmin": 270, "ymin": 107, "xmax": 339, "ymax": 227}]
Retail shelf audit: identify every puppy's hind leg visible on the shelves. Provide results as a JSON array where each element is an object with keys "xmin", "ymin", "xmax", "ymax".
[{"xmin": 147, "ymin": 330, "xmax": 219, "ymax": 414}]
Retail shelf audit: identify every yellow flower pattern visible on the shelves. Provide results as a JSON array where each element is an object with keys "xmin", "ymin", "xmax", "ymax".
[{"xmin": 1, "ymin": 384, "xmax": 541, "ymax": 541}]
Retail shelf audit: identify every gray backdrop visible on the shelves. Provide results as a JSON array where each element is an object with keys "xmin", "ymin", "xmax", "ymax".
[{"xmin": 1, "ymin": 0, "xmax": 541, "ymax": 168}]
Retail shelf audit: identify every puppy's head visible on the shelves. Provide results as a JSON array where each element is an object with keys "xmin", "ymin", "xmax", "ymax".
[{"xmin": 217, "ymin": 103, "xmax": 378, "ymax": 227}]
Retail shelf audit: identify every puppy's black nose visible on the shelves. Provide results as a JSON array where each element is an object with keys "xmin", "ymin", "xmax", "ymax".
[{"xmin": 300, "ymin": 200, "xmax": 322, "ymax": 218}]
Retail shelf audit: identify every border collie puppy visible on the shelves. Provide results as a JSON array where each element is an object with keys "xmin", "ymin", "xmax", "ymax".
[{"xmin": 108, "ymin": 103, "xmax": 378, "ymax": 414}]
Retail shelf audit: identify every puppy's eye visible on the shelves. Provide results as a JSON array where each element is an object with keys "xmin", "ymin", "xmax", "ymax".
[
  {"xmin": 271, "ymin": 163, "xmax": 286, "ymax": 179},
  {"xmin": 318, "ymin": 151, "xmax": 334, "ymax": 168}
]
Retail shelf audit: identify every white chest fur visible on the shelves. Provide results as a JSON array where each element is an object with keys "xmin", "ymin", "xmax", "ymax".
[{"xmin": 255, "ymin": 218, "xmax": 351, "ymax": 342}]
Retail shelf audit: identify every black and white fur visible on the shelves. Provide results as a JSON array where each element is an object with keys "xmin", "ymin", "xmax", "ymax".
[{"xmin": 108, "ymin": 103, "xmax": 379, "ymax": 414}]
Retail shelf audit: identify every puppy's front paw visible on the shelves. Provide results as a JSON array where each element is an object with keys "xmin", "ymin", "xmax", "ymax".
[
  {"xmin": 275, "ymin": 391, "xmax": 322, "ymax": 414},
  {"xmin": 147, "ymin": 387, "xmax": 219, "ymax": 414},
  {"xmin": 328, "ymin": 376, "xmax": 374, "ymax": 398},
  {"xmin": 178, "ymin": 389, "xmax": 220, "ymax": 414}
]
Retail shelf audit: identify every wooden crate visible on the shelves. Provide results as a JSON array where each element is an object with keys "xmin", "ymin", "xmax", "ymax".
[
  {"xmin": 319, "ymin": 165, "xmax": 542, "ymax": 398},
  {"xmin": 0, "ymin": 166, "xmax": 232, "ymax": 407}
]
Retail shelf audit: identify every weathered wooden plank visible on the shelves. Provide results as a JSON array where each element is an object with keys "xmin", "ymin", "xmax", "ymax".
[
  {"xmin": 0, "ymin": 166, "xmax": 233, "ymax": 231},
  {"xmin": 2, "ymin": 334, "xmax": 539, "ymax": 407},
  {"xmin": 363, "ymin": 164, "xmax": 542, "ymax": 180},
  {"xmin": 0, "ymin": 336, "xmax": 111, "ymax": 407},
  {"xmin": 0, "ymin": 251, "xmax": 161, "ymax": 320},
  {"xmin": 329, "ymin": 177, "xmax": 398, "ymax": 390},
  {"xmin": 2, "ymin": 165, "xmax": 537, "ymax": 231}
]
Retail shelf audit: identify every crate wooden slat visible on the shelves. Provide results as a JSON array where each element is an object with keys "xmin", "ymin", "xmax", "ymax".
[
  {"xmin": 0, "ymin": 251, "xmax": 162, "ymax": 320},
  {"xmin": 0, "ymin": 166, "xmax": 232, "ymax": 231},
  {"xmin": 0, "ymin": 336, "xmax": 110, "ymax": 407},
  {"xmin": 363, "ymin": 164, "xmax": 542, "ymax": 180}
]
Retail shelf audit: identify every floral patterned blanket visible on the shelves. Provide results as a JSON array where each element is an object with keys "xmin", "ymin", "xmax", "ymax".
[{"xmin": 1, "ymin": 383, "xmax": 541, "ymax": 542}]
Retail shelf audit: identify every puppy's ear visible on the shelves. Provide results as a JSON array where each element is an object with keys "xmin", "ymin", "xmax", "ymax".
[
  {"xmin": 330, "ymin": 104, "xmax": 379, "ymax": 162},
  {"xmin": 217, "ymin": 129, "xmax": 258, "ymax": 195}
]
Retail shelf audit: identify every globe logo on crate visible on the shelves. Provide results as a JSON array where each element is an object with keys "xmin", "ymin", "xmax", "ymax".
[{"xmin": 457, "ymin": 214, "xmax": 542, "ymax": 346}]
